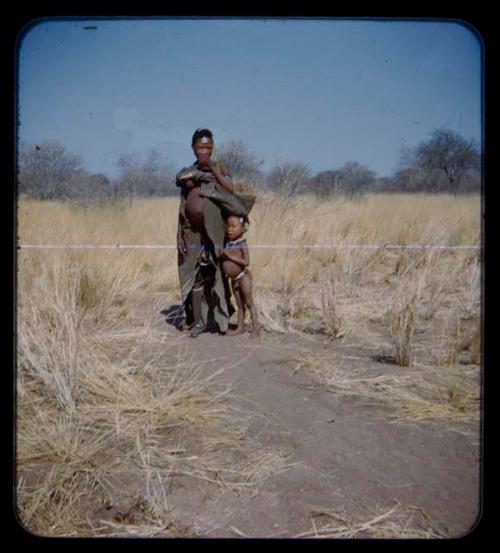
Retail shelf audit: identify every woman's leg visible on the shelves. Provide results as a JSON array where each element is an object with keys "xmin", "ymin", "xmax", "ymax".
[
  {"xmin": 191, "ymin": 287, "xmax": 203, "ymax": 324},
  {"xmin": 189, "ymin": 267, "xmax": 205, "ymax": 337}
]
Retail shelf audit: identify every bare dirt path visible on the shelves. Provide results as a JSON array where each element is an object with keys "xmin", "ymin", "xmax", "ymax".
[{"xmin": 149, "ymin": 315, "xmax": 480, "ymax": 539}]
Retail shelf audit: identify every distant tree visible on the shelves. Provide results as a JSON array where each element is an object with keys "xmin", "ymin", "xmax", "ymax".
[
  {"xmin": 336, "ymin": 161, "xmax": 377, "ymax": 197},
  {"xmin": 266, "ymin": 161, "xmax": 311, "ymax": 198},
  {"xmin": 391, "ymin": 166, "xmax": 430, "ymax": 192},
  {"xmin": 18, "ymin": 140, "xmax": 84, "ymax": 199},
  {"xmin": 457, "ymin": 169, "xmax": 481, "ymax": 194},
  {"xmin": 66, "ymin": 173, "xmax": 114, "ymax": 206},
  {"xmin": 309, "ymin": 170, "xmax": 341, "ymax": 197},
  {"xmin": 371, "ymin": 176, "xmax": 398, "ymax": 193},
  {"xmin": 216, "ymin": 140, "xmax": 264, "ymax": 186},
  {"xmin": 115, "ymin": 147, "xmax": 175, "ymax": 197},
  {"xmin": 309, "ymin": 162, "xmax": 376, "ymax": 197},
  {"xmin": 414, "ymin": 128, "xmax": 481, "ymax": 194}
]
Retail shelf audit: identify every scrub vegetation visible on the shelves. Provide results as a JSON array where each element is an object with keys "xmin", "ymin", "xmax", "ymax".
[{"xmin": 16, "ymin": 191, "xmax": 481, "ymax": 537}]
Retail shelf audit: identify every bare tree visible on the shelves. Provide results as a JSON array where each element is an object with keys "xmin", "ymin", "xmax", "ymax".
[
  {"xmin": 18, "ymin": 140, "xmax": 84, "ymax": 199},
  {"xmin": 336, "ymin": 161, "xmax": 376, "ymax": 197},
  {"xmin": 115, "ymin": 147, "xmax": 175, "ymax": 197},
  {"xmin": 266, "ymin": 161, "xmax": 311, "ymax": 198},
  {"xmin": 414, "ymin": 128, "xmax": 481, "ymax": 194},
  {"xmin": 216, "ymin": 139, "xmax": 264, "ymax": 186},
  {"xmin": 65, "ymin": 173, "xmax": 114, "ymax": 206},
  {"xmin": 309, "ymin": 162, "xmax": 376, "ymax": 198},
  {"xmin": 309, "ymin": 170, "xmax": 341, "ymax": 197}
]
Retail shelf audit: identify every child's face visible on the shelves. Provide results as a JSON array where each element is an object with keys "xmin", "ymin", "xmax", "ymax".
[
  {"xmin": 192, "ymin": 138, "xmax": 213, "ymax": 161},
  {"xmin": 225, "ymin": 216, "xmax": 244, "ymax": 240}
]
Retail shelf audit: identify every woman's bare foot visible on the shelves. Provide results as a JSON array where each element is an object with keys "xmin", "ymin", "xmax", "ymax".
[{"xmin": 189, "ymin": 322, "xmax": 204, "ymax": 338}]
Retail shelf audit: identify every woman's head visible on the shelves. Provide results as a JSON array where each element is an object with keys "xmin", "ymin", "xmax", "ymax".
[
  {"xmin": 191, "ymin": 128, "xmax": 213, "ymax": 146},
  {"xmin": 192, "ymin": 128, "xmax": 214, "ymax": 161}
]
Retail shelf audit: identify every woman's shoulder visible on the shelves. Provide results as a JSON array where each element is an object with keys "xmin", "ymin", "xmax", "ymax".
[{"xmin": 217, "ymin": 159, "xmax": 230, "ymax": 175}]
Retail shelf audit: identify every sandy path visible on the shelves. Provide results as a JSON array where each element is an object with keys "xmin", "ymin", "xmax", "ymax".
[{"xmin": 157, "ymin": 327, "xmax": 480, "ymax": 539}]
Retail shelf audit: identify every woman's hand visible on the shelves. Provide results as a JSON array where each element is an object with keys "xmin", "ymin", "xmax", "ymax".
[
  {"xmin": 198, "ymin": 157, "xmax": 234, "ymax": 192},
  {"xmin": 177, "ymin": 170, "xmax": 196, "ymax": 181},
  {"xmin": 197, "ymin": 156, "xmax": 215, "ymax": 171}
]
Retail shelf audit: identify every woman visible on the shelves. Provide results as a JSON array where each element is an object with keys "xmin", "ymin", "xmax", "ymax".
[{"xmin": 176, "ymin": 128, "xmax": 255, "ymax": 337}]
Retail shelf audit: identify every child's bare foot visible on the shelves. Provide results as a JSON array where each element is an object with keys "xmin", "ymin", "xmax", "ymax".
[
  {"xmin": 227, "ymin": 327, "xmax": 245, "ymax": 336},
  {"xmin": 250, "ymin": 329, "xmax": 260, "ymax": 339}
]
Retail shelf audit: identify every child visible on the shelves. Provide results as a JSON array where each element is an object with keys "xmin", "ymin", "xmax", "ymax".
[{"xmin": 220, "ymin": 215, "xmax": 259, "ymax": 338}]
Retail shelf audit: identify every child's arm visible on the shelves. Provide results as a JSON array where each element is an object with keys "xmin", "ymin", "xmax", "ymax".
[{"xmin": 221, "ymin": 242, "xmax": 250, "ymax": 267}]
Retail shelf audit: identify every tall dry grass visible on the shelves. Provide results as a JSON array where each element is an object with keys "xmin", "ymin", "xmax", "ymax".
[
  {"xmin": 16, "ymin": 250, "xmax": 234, "ymax": 535},
  {"xmin": 16, "ymin": 192, "xmax": 482, "ymax": 535},
  {"xmin": 17, "ymin": 190, "xmax": 482, "ymax": 371}
]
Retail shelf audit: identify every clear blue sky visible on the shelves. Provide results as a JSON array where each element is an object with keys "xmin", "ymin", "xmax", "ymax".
[{"xmin": 17, "ymin": 17, "xmax": 482, "ymax": 179}]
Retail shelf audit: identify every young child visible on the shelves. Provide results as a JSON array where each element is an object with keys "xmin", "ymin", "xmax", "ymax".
[{"xmin": 219, "ymin": 215, "xmax": 259, "ymax": 338}]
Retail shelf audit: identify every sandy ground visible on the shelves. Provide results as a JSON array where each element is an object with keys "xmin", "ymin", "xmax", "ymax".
[{"xmin": 91, "ymin": 294, "xmax": 481, "ymax": 540}]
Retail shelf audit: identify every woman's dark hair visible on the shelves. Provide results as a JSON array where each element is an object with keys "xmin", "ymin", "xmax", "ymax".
[{"xmin": 191, "ymin": 128, "xmax": 213, "ymax": 146}]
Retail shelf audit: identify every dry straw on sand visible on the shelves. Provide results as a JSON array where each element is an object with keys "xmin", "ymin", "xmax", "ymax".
[{"xmin": 16, "ymin": 192, "xmax": 481, "ymax": 536}]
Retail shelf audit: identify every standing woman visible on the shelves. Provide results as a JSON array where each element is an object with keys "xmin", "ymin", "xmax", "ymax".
[{"xmin": 176, "ymin": 128, "xmax": 255, "ymax": 337}]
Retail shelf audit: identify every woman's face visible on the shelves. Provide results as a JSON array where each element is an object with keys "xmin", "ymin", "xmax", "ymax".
[{"xmin": 193, "ymin": 138, "xmax": 213, "ymax": 161}]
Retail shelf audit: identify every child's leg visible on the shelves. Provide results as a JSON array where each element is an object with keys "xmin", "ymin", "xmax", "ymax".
[
  {"xmin": 227, "ymin": 280, "xmax": 246, "ymax": 335},
  {"xmin": 239, "ymin": 273, "xmax": 259, "ymax": 337}
]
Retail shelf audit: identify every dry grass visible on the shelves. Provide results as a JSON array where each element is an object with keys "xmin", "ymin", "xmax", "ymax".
[
  {"xmin": 296, "ymin": 500, "xmax": 449, "ymax": 538},
  {"xmin": 16, "ymin": 239, "xmax": 285, "ymax": 536},
  {"xmin": 390, "ymin": 292, "xmax": 418, "ymax": 367},
  {"xmin": 16, "ymin": 192, "xmax": 482, "ymax": 536},
  {"xmin": 17, "ymin": 290, "xmax": 231, "ymax": 535},
  {"xmin": 293, "ymin": 350, "xmax": 480, "ymax": 426}
]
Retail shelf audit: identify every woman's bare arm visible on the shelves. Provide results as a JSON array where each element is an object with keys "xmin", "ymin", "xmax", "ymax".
[
  {"xmin": 177, "ymin": 191, "xmax": 187, "ymax": 254},
  {"xmin": 207, "ymin": 159, "xmax": 235, "ymax": 193}
]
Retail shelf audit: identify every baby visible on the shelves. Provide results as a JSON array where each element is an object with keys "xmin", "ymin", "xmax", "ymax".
[{"xmin": 219, "ymin": 215, "xmax": 259, "ymax": 338}]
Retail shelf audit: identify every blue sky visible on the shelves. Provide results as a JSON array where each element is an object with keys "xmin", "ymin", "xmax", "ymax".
[{"xmin": 17, "ymin": 18, "xmax": 482, "ymax": 179}]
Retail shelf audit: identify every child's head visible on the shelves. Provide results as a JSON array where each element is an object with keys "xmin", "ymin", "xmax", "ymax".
[
  {"xmin": 192, "ymin": 128, "xmax": 214, "ymax": 160},
  {"xmin": 225, "ymin": 215, "xmax": 249, "ymax": 240}
]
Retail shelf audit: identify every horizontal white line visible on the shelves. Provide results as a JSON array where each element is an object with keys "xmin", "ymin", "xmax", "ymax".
[{"xmin": 17, "ymin": 243, "xmax": 481, "ymax": 250}]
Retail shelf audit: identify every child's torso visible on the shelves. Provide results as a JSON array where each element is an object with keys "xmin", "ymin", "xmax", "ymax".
[{"xmin": 223, "ymin": 238, "xmax": 247, "ymax": 278}]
